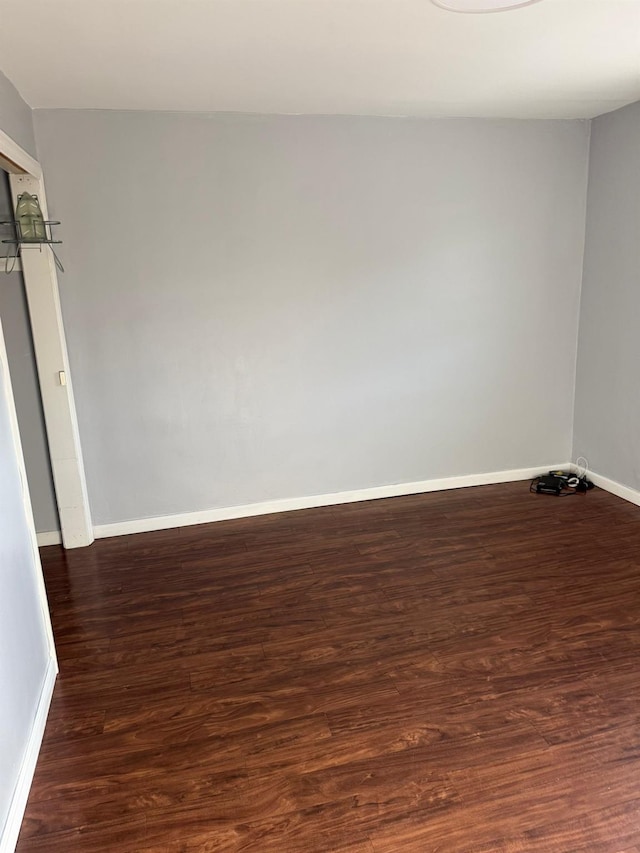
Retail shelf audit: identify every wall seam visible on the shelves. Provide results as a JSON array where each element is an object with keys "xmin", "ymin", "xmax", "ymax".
[{"xmin": 568, "ymin": 117, "xmax": 593, "ymax": 465}]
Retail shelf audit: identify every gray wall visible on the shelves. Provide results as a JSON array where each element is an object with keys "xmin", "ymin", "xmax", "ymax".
[
  {"xmin": 0, "ymin": 68, "xmax": 36, "ymax": 158},
  {"xmin": 33, "ymin": 111, "xmax": 590, "ymax": 526},
  {"xmin": 0, "ymin": 332, "xmax": 51, "ymax": 847},
  {"xmin": 0, "ymin": 172, "xmax": 59, "ymax": 533},
  {"xmin": 573, "ymin": 101, "xmax": 640, "ymax": 490}
]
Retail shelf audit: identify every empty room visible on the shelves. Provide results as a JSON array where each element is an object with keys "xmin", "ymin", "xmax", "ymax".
[{"xmin": 1, "ymin": 0, "xmax": 640, "ymax": 850}]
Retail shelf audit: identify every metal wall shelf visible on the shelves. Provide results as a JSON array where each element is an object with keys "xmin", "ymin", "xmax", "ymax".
[
  {"xmin": 0, "ymin": 219, "xmax": 62, "ymax": 244},
  {"xmin": 2, "ymin": 256, "xmax": 22, "ymax": 273},
  {"xmin": 1, "ymin": 220, "xmax": 64, "ymax": 272}
]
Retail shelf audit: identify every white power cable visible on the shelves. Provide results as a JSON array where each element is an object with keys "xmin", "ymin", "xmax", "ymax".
[{"xmin": 575, "ymin": 456, "xmax": 588, "ymax": 479}]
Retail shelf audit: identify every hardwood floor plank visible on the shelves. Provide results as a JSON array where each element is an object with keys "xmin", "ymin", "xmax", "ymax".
[{"xmin": 16, "ymin": 483, "xmax": 640, "ymax": 851}]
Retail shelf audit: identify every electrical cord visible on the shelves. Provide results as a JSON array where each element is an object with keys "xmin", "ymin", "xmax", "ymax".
[
  {"xmin": 530, "ymin": 461, "xmax": 594, "ymax": 496},
  {"xmin": 529, "ymin": 477, "xmax": 580, "ymax": 496},
  {"xmin": 575, "ymin": 456, "xmax": 588, "ymax": 480}
]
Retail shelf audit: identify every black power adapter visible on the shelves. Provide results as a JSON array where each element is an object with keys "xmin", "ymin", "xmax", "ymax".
[{"xmin": 534, "ymin": 475, "xmax": 566, "ymax": 495}]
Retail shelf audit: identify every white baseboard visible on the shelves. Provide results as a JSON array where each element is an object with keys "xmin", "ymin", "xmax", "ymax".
[
  {"xmin": 0, "ymin": 656, "xmax": 57, "ymax": 853},
  {"xmin": 586, "ymin": 469, "xmax": 640, "ymax": 508},
  {"xmin": 37, "ymin": 467, "xmax": 640, "ymax": 540},
  {"xmin": 93, "ymin": 463, "xmax": 568, "ymax": 540},
  {"xmin": 36, "ymin": 531, "xmax": 62, "ymax": 547}
]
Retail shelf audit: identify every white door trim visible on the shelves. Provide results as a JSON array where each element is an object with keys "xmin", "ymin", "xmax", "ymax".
[
  {"xmin": 0, "ymin": 317, "xmax": 57, "ymax": 656},
  {"xmin": 0, "ymin": 317, "xmax": 57, "ymax": 853},
  {"xmin": 0, "ymin": 127, "xmax": 41, "ymax": 178},
  {"xmin": 1, "ymin": 127, "xmax": 93, "ymax": 548}
]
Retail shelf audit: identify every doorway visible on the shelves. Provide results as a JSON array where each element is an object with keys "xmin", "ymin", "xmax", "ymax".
[
  {"xmin": 0, "ymin": 128, "xmax": 93, "ymax": 549},
  {"xmin": 0, "ymin": 169, "xmax": 60, "ymax": 540}
]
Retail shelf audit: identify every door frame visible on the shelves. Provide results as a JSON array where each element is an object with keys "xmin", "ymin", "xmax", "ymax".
[
  {"xmin": 0, "ymin": 126, "xmax": 93, "ymax": 548},
  {"xmin": 0, "ymin": 311, "xmax": 58, "ymax": 853}
]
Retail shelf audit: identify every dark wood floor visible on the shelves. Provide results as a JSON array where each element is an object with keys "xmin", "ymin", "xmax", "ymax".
[{"xmin": 16, "ymin": 482, "xmax": 640, "ymax": 852}]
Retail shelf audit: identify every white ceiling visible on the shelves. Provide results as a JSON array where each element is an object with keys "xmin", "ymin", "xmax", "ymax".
[{"xmin": 0, "ymin": 0, "xmax": 639, "ymax": 119}]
